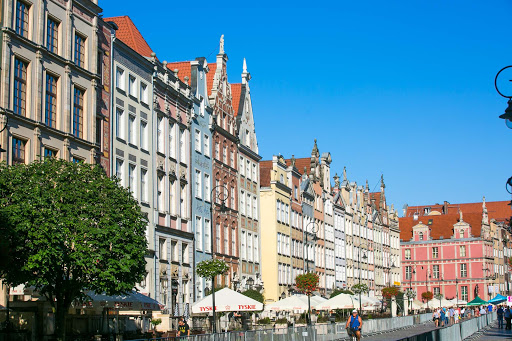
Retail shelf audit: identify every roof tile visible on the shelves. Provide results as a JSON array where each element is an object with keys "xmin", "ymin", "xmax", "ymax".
[
  {"xmin": 231, "ymin": 83, "xmax": 242, "ymax": 116},
  {"xmin": 104, "ymin": 16, "xmax": 153, "ymax": 57}
]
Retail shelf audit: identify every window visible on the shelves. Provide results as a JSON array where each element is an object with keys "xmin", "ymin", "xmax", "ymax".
[
  {"xmin": 252, "ymin": 164, "xmax": 257, "ymax": 182},
  {"xmin": 46, "ymin": 18, "xmax": 58, "ymax": 53},
  {"xmin": 116, "ymin": 67, "xmax": 125, "ymax": 90},
  {"xmin": 128, "ymin": 75, "xmax": 137, "ymax": 97},
  {"xmin": 223, "ymin": 225, "xmax": 228, "ymax": 254},
  {"xmin": 460, "ymin": 263, "xmax": 467, "ymax": 278},
  {"xmin": 140, "ymin": 168, "xmax": 148, "ymax": 202},
  {"xmin": 128, "ymin": 114, "xmax": 136, "ymax": 145},
  {"xmin": 195, "ymin": 216, "xmax": 202, "ymax": 251},
  {"xmin": 204, "ymin": 174, "xmax": 211, "ymax": 201},
  {"xmin": 432, "ymin": 247, "xmax": 439, "ymax": 259},
  {"xmin": 240, "ymin": 191, "xmax": 245, "ymax": 215},
  {"xmin": 74, "ymin": 33, "xmax": 85, "ymax": 68},
  {"xmin": 253, "ymin": 196, "xmax": 257, "ymax": 219},
  {"xmin": 157, "ymin": 117, "xmax": 163, "ymax": 152},
  {"xmin": 126, "ymin": 162, "xmax": 137, "ymax": 197},
  {"xmin": 182, "ymin": 243, "xmax": 189, "ymax": 265},
  {"xmin": 232, "ymin": 228, "xmax": 236, "ymax": 257},
  {"xmin": 72, "ymin": 157, "xmax": 83, "ymax": 164},
  {"xmin": 195, "ymin": 170, "xmax": 202, "ymax": 198},
  {"xmin": 247, "ymin": 195, "xmax": 252, "ymax": 218},
  {"xmin": 246, "ymin": 160, "xmax": 251, "ymax": 179},
  {"xmin": 140, "ymin": 120, "xmax": 147, "ymax": 150},
  {"xmin": 169, "ymin": 122, "xmax": 175, "ymax": 157},
  {"xmin": 116, "ymin": 108, "xmax": 125, "ymax": 140},
  {"xmin": 248, "ymin": 232, "xmax": 253, "ymax": 261},
  {"xmin": 241, "ymin": 231, "xmax": 247, "ymax": 260},
  {"xmin": 179, "ymin": 129, "xmax": 185, "ymax": 161},
  {"xmin": 418, "ymin": 232, "xmax": 424, "ymax": 241},
  {"xmin": 45, "ymin": 74, "xmax": 57, "ymax": 127},
  {"xmin": 231, "ymin": 186, "xmax": 235, "ymax": 209},
  {"xmin": 204, "ymin": 219, "xmax": 211, "ymax": 252},
  {"xmin": 460, "ymin": 245, "xmax": 466, "ymax": 257},
  {"xmin": 180, "ymin": 185, "xmax": 186, "ymax": 217},
  {"xmin": 433, "ymin": 287, "xmax": 440, "ymax": 296},
  {"xmin": 433, "ymin": 265, "xmax": 439, "ymax": 279},
  {"xmin": 159, "ymin": 238, "xmax": 167, "ymax": 260},
  {"xmin": 15, "ymin": 1, "xmax": 29, "ymax": 37},
  {"xmin": 405, "ymin": 249, "xmax": 411, "ymax": 260},
  {"xmin": 405, "ymin": 266, "xmax": 412, "ymax": 280},
  {"xmin": 240, "ymin": 156, "xmax": 245, "ymax": 176},
  {"xmin": 230, "ymin": 150, "xmax": 234, "ymax": 167},
  {"xmin": 216, "ymin": 224, "xmax": 221, "ymax": 253},
  {"xmin": 116, "ymin": 158, "xmax": 124, "ymax": 186},
  {"xmin": 215, "ymin": 142, "xmax": 219, "ymax": 159},
  {"xmin": 140, "ymin": 82, "xmax": 148, "ymax": 103},
  {"xmin": 73, "ymin": 88, "xmax": 84, "ymax": 138},
  {"xmin": 170, "ymin": 180, "xmax": 175, "ymax": 215},
  {"xmin": 204, "ymin": 134, "xmax": 210, "ymax": 157},
  {"xmin": 12, "ymin": 138, "xmax": 26, "ymax": 164},
  {"xmin": 254, "ymin": 235, "xmax": 259, "ymax": 262},
  {"xmin": 43, "ymin": 147, "xmax": 56, "ymax": 159},
  {"xmin": 195, "ymin": 129, "xmax": 201, "ymax": 152},
  {"xmin": 14, "ymin": 58, "xmax": 27, "ymax": 116},
  {"xmin": 157, "ymin": 175, "xmax": 164, "ymax": 210},
  {"xmin": 222, "ymin": 145, "xmax": 227, "ymax": 164},
  {"xmin": 171, "ymin": 241, "xmax": 178, "ymax": 262},
  {"xmin": 461, "ymin": 286, "xmax": 468, "ymax": 301},
  {"xmin": 294, "ymin": 186, "xmax": 298, "ymax": 199}
]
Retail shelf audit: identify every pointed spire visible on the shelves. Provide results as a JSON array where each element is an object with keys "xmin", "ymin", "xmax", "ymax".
[
  {"xmin": 365, "ymin": 179, "xmax": 369, "ymax": 191},
  {"xmin": 243, "ymin": 58, "xmax": 247, "ymax": 73},
  {"xmin": 219, "ymin": 34, "xmax": 225, "ymax": 54},
  {"xmin": 312, "ymin": 139, "xmax": 318, "ymax": 154},
  {"xmin": 459, "ymin": 208, "xmax": 463, "ymax": 222},
  {"xmin": 291, "ymin": 154, "xmax": 296, "ymax": 167},
  {"xmin": 381, "ymin": 174, "xmax": 385, "ymax": 189},
  {"xmin": 343, "ymin": 166, "xmax": 347, "ymax": 181}
]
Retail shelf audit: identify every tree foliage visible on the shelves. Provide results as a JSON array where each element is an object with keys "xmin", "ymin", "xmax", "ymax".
[
  {"xmin": 196, "ymin": 259, "xmax": 229, "ymax": 278},
  {"xmin": 0, "ymin": 159, "xmax": 148, "ymax": 340},
  {"xmin": 295, "ymin": 272, "xmax": 319, "ymax": 295},
  {"xmin": 330, "ymin": 289, "xmax": 354, "ymax": 298},
  {"xmin": 421, "ymin": 291, "xmax": 434, "ymax": 301},
  {"xmin": 351, "ymin": 283, "xmax": 369, "ymax": 295},
  {"xmin": 405, "ymin": 289, "xmax": 416, "ymax": 300},
  {"xmin": 382, "ymin": 286, "xmax": 400, "ymax": 299},
  {"xmin": 242, "ymin": 289, "xmax": 264, "ymax": 304}
]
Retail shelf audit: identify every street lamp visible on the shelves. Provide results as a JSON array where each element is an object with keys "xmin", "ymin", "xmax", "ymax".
[
  {"xmin": 209, "ymin": 184, "xmax": 229, "ymax": 335},
  {"xmin": 246, "ymin": 276, "xmax": 254, "ymax": 290},
  {"xmin": 421, "ymin": 266, "xmax": 431, "ymax": 310},
  {"xmin": 455, "ymin": 277, "xmax": 459, "ymax": 307},
  {"xmin": 356, "ymin": 244, "xmax": 368, "ymax": 313},
  {"xmin": 495, "ymin": 66, "xmax": 512, "ymax": 128},
  {"xmin": 409, "ymin": 267, "xmax": 416, "ymax": 311},
  {"xmin": 0, "ymin": 113, "xmax": 8, "ymax": 153},
  {"xmin": 303, "ymin": 221, "xmax": 319, "ymax": 326}
]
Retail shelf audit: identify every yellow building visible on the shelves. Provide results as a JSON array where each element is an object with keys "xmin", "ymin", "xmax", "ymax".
[{"xmin": 259, "ymin": 155, "xmax": 293, "ymax": 303}]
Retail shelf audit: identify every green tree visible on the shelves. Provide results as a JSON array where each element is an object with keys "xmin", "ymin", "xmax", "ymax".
[
  {"xmin": 330, "ymin": 289, "xmax": 354, "ymax": 298},
  {"xmin": 295, "ymin": 272, "xmax": 320, "ymax": 295},
  {"xmin": 242, "ymin": 289, "xmax": 264, "ymax": 304},
  {"xmin": 351, "ymin": 283, "xmax": 369, "ymax": 295},
  {"xmin": 0, "ymin": 159, "xmax": 148, "ymax": 340},
  {"xmin": 196, "ymin": 259, "xmax": 229, "ymax": 279}
]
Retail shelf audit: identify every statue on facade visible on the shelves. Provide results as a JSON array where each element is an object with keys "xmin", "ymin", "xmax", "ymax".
[{"xmin": 219, "ymin": 34, "xmax": 225, "ymax": 54}]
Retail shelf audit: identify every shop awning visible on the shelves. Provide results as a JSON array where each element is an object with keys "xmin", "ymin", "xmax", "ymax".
[{"xmin": 191, "ymin": 288, "xmax": 263, "ymax": 314}]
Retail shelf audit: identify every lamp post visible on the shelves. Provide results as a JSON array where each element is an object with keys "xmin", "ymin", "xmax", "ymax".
[
  {"xmin": 246, "ymin": 276, "xmax": 254, "ymax": 290},
  {"xmin": 303, "ymin": 221, "xmax": 319, "ymax": 326},
  {"xmin": 421, "ymin": 266, "xmax": 430, "ymax": 310},
  {"xmin": 409, "ymin": 267, "xmax": 416, "ymax": 311},
  {"xmin": 209, "ymin": 184, "xmax": 229, "ymax": 335},
  {"xmin": 455, "ymin": 277, "xmax": 459, "ymax": 307},
  {"xmin": 0, "ymin": 113, "xmax": 8, "ymax": 154},
  {"xmin": 357, "ymin": 245, "xmax": 368, "ymax": 312}
]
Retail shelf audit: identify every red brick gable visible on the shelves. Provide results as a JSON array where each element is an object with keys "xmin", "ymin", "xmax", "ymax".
[
  {"xmin": 259, "ymin": 161, "xmax": 273, "ymax": 187},
  {"xmin": 284, "ymin": 157, "xmax": 311, "ymax": 175},
  {"xmin": 231, "ymin": 83, "xmax": 242, "ymax": 116},
  {"xmin": 370, "ymin": 192, "xmax": 381, "ymax": 207},
  {"xmin": 166, "ymin": 62, "xmax": 192, "ymax": 84},
  {"xmin": 399, "ymin": 212, "xmax": 484, "ymax": 241},
  {"xmin": 104, "ymin": 16, "xmax": 153, "ymax": 57}
]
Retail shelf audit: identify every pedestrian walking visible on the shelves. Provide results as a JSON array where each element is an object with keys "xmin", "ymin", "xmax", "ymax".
[
  {"xmin": 453, "ymin": 307, "xmax": 459, "ymax": 324},
  {"xmin": 440, "ymin": 308, "xmax": 446, "ymax": 327},
  {"xmin": 461, "ymin": 307, "xmax": 466, "ymax": 319},
  {"xmin": 449, "ymin": 307, "xmax": 455, "ymax": 325},
  {"xmin": 505, "ymin": 307, "xmax": 512, "ymax": 330},
  {"xmin": 497, "ymin": 305, "xmax": 504, "ymax": 329},
  {"xmin": 177, "ymin": 318, "xmax": 190, "ymax": 338},
  {"xmin": 479, "ymin": 306, "xmax": 487, "ymax": 315},
  {"xmin": 432, "ymin": 309, "xmax": 440, "ymax": 327}
]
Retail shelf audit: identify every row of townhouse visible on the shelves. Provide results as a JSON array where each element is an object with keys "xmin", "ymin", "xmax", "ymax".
[
  {"xmin": 259, "ymin": 141, "xmax": 401, "ymax": 303},
  {"xmin": 0, "ymin": 0, "xmax": 262, "ymax": 328},
  {"xmin": 400, "ymin": 199, "xmax": 512, "ymax": 303}
]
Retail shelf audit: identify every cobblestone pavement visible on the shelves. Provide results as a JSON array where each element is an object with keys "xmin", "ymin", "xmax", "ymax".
[
  {"xmin": 464, "ymin": 321, "xmax": 512, "ymax": 340},
  {"xmin": 337, "ymin": 322, "xmax": 439, "ymax": 341}
]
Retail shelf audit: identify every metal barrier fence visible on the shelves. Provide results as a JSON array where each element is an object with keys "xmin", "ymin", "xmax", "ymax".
[{"xmin": 126, "ymin": 312, "xmax": 434, "ymax": 341}]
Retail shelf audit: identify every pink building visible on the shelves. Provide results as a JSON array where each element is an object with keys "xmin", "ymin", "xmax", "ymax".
[{"xmin": 400, "ymin": 200, "xmax": 511, "ymax": 304}]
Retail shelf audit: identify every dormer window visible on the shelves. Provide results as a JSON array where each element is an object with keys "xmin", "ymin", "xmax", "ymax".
[
  {"xmin": 419, "ymin": 232, "xmax": 424, "ymax": 241},
  {"xmin": 424, "ymin": 207, "xmax": 431, "ymax": 215}
]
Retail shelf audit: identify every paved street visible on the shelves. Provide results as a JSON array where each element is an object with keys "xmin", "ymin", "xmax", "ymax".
[
  {"xmin": 465, "ymin": 321, "xmax": 512, "ymax": 340},
  {"xmin": 354, "ymin": 323, "xmax": 439, "ymax": 341}
]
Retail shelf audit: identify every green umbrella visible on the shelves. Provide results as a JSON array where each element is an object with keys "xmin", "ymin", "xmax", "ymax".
[{"xmin": 466, "ymin": 296, "xmax": 488, "ymax": 306}]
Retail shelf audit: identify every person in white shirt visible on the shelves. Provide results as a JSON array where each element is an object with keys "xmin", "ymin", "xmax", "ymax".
[
  {"xmin": 453, "ymin": 308, "xmax": 459, "ymax": 323},
  {"xmin": 480, "ymin": 306, "xmax": 487, "ymax": 315}
]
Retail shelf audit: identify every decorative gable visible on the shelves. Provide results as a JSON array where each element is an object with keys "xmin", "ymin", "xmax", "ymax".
[{"xmin": 412, "ymin": 222, "xmax": 430, "ymax": 242}]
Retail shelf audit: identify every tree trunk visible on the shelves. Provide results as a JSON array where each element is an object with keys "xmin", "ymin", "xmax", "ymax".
[{"xmin": 54, "ymin": 298, "xmax": 68, "ymax": 341}]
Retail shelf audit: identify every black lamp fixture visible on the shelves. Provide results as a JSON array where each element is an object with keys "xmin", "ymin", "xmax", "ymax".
[
  {"xmin": 246, "ymin": 276, "xmax": 254, "ymax": 289},
  {"xmin": 280, "ymin": 291, "xmax": 286, "ymax": 300},
  {"xmin": 495, "ymin": 66, "xmax": 512, "ymax": 128}
]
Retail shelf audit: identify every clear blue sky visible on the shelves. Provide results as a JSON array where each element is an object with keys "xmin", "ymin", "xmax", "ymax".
[{"xmin": 101, "ymin": 0, "xmax": 512, "ymax": 215}]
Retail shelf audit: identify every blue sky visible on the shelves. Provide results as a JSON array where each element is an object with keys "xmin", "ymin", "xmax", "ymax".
[{"xmin": 101, "ymin": 1, "xmax": 512, "ymax": 214}]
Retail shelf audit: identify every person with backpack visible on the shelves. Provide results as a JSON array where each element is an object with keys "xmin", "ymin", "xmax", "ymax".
[
  {"xmin": 497, "ymin": 305, "xmax": 504, "ymax": 329},
  {"xmin": 346, "ymin": 309, "xmax": 363, "ymax": 341},
  {"xmin": 505, "ymin": 307, "xmax": 512, "ymax": 330}
]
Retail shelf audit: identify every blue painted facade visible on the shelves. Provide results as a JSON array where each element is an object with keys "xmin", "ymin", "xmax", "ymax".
[{"xmin": 189, "ymin": 58, "xmax": 214, "ymax": 301}]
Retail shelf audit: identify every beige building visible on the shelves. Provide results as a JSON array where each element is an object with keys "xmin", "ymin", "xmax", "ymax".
[{"xmin": 260, "ymin": 155, "xmax": 293, "ymax": 303}]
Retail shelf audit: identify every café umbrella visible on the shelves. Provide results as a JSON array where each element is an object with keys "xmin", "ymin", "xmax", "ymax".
[
  {"xmin": 191, "ymin": 288, "xmax": 263, "ymax": 314},
  {"xmin": 466, "ymin": 296, "xmax": 488, "ymax": 306},
  {"xmin": 488, "ymin": 294, "xmax": 507, "ymax": 305},
  {"xmin": 265, "ymin": 294, "xmax": 326, "ymax": 311},
  {"xmin": 82, "ymin": 290, "xmax": 163, "ymax": 310}
]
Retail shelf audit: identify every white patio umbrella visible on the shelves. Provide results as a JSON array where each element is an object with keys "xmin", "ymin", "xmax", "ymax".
[
  {"xmin": 314, "ymin": 293, "xmax": 355, "ymax": 310},
  {"xmin": 423, "ymin": 298, "xmax": 453, "ymax": 309},
  {"xmin": 448, "ymin": 299, "xmax": 468, "ymax": 306},
  {"xmin": 265, "ymin": 294, "xmax": 326, "ymax": 311},
  {"xmin": 83, "ymin": 290, "xmax": 163, "ymax": 310},
  {"xmin": 191, "ymin": 288, "xmax": 263, "ymax": 314},
  {"xmin": 411, "ymin": 299, "xmax": 423, "ymax": 310}
]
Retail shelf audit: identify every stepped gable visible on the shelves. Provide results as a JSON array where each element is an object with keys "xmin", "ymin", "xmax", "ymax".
[{"xmin": 104, "ymin": 16, "xmax": 153, "ymax": 57}]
